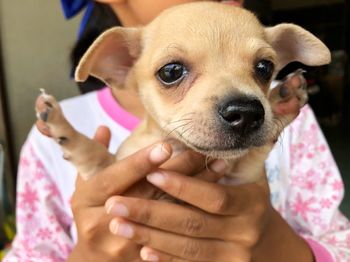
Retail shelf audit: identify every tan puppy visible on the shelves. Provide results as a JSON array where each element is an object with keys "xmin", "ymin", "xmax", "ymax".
[{"xmin": 35, "ymin": 2, "xmax": 330, "ymax": 184}]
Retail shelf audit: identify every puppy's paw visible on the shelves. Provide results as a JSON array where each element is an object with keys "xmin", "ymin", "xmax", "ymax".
[
  {"xmin": 35, "ymin": 89, "xmax": 69, "ymax": 138},
  {"xmin": 269, "ymin": 69, "xmax": 308, "ymax": 118}
]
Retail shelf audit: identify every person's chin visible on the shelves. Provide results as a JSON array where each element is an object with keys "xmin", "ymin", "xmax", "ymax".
[{"xmin": 220, "ymin": 0, "xmax": 242, "ymax": 7}]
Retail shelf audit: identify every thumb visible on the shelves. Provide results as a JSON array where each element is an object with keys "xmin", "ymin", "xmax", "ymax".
[
  {"xmin": 93, "ymin": 125, "xmax": 111, "ymax": 148},
  {"xmin": 75, "ymin": 126, "xmax": 112, "ymax": 184}
]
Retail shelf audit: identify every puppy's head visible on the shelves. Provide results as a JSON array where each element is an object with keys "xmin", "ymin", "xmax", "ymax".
[{"xmin": 76, "ymin": 2, "xmax": 330, "ymax": 158}]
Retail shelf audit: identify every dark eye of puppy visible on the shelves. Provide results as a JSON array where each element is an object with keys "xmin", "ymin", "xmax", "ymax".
[
  {"xmin": 157, "ymin": 62, "xmax": 188, "ymax": 86},
  {"xmin": 255, "ymin": 60, "xmax": 274, "ymax": 82}
]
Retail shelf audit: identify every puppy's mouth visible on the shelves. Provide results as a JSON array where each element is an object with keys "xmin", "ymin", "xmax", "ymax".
[
  {"xmin": 173, "ymin": 129, "xmax": 256, "ymax": 159},
  {"xmin": 161, "ymin": 97, "xmax": 270, "ymax": 158}
]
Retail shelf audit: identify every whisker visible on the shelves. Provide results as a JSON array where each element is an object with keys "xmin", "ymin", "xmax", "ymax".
[
  {"xmin": 205, "ymin": 155, "xmax": 212, "ymax": 171},
  {"xmin": 162, "ymin": 118, "xmax": 193, "ymax": 129},
  {"xmin": 179, "ymin": 126, "xmax": 193, "ymax": 138},
  {"xmin": 161, "ymin": 112, "xmax": 196, "ymax": 130},
  {"xmin": 164, "ymin": 122, "xmax": 192, "ymax": 139}
]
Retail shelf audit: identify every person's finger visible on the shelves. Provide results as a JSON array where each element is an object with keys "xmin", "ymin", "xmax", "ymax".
[
  {"xmin": 124, "ymin": 157, "xmax": 227, "ymax": 200},
  {"xmin": 108, "ymin": 218, "xmax": 233, "ymax": 261},
  {"xmin": 194, "ymin": 159, "xmax": 228, "ymax": 182},
  {"xmin": 125, "ymin": 158, "xmax": 228, "ymax": 211},
  {"xmin": 123, "ymin": 149, "xmax": 205, "ymax": 200},
  {"xmin": 140, "ymin": 246, "xmax": 189, "ymax": 262},
  {"xmin": 93, "ymin": 125, "xmax": 111, "ymax": 148},
  {"xmin": 75, "ymin": 125, "xmax": 113, "ymax": 188},
  {"xmin": 77, "ymin": 142, "xmax": 172, "ymax": 206},
  {"xmin": 105, "ymin": 196, "xmax": 227, "ymax": 239},
  {"xmin": 160, "ymin": 149, "xmax": 206, "ymax": 175},
  {"xmin": 145, "ymin": 171, "xmax": 268, "ymax": 215}
]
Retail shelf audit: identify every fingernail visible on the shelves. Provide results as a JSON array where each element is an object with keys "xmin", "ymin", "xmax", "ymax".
[
  {"xmin": 106, "ymin": 202, "xmax": 129, "ymax": 217},
  {"xmin": 209, "ymin": 159, "xmax": 228, "ymax": 173},
  {"xmin": 140, "ymin": 249, "xmax": 159, "ymax": 261},
  {"xmin": 110, "ymin": 220, "xmax": 134, "ymax": 238},
  {"xmin": 146, "ymin": 172, "xmax": 166, "ymax": 186},
  {"xmin": 149, "ymin": 144, "xmax": 171, "ymax": 163}
]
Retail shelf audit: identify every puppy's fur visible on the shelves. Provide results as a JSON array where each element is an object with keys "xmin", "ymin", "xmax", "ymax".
[{"xmin": 36, "ymin": 2, "xmax": 330, "ymax": 183}]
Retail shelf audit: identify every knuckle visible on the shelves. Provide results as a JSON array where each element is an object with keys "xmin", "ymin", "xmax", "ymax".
[
  {"xmin": 181, "ymin": 240, "xmax": 202, "ymax": 259},
  {"xmin": 209, "ymin": 190, "xmax": 230, "ymax": 213},
  {"xmin": 100, "ymin": 174, "xmax": 115, "ymax": 196},
  {"xmin": 182, "ymin": 214, "xmax": 206, "ymax": 236},
  {"xmin": 110, "ymin": 241, "xmax": 131, "ymax": 258},
  {"xmin": 234, "ymin": 218, "xmax": 262, "ymax": 247},
  {"xmin": 78, "ymin": 219, "xmax": 98, "ymax": 242},
  {"xmin": 237, "ymin": 249, "xmax": 252, "ymax": 262},
  {"xmin": 70, "ymin": 189, "xmax": 87, "ymax": 213},
  {"xmin": 138, "ymin": 202, "xmax": 153, "ymax": 225},
  {"xmin": 70, "ymin": 195, "xmax": 80, "ymax": 213},
  {"xmin": 252, "ymin": 199, "xmax": 269, "ymax": 217},
  {"xmin": 174, "ymin": 179, "xmax": 188, "ymax": 199},
  {"xmin": 241, "ymin": 227, "xmax": 260, "ymax": 247},
  {"xmin": 134, "ymin": 229, "xmax": 151, "ymax": 247}
]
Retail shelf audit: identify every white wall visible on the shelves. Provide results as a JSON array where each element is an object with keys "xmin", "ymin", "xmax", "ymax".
[{"xmin": 0, "ymin": 0, "xmax": 81, "ymax": 160}]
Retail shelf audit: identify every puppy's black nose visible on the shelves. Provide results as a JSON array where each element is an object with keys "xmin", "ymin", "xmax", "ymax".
[{"xmin": 218, "ymin": 98, "xmax": 265, "ymax": 134}]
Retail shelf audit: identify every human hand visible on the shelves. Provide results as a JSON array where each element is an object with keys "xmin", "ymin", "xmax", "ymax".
[
  {"xmin": 105, "ymin": 169, "xmax": 313, "ymax": 262},
  {"xmin": 68, "ymin": 126, "xmax": 228, "ymax": 261},
  {"xmin": 68, "ymin": 126, "xmax": 173, "ymax": 262}
]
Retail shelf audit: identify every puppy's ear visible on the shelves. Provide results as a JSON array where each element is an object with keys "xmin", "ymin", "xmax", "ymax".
[
  {"xmin": 75, "ymin": 27, "xmax": 141, "ymax": 88},
  {"xmin": 265, "ymin": 24, "xmax": 331, "ymax": 70}
]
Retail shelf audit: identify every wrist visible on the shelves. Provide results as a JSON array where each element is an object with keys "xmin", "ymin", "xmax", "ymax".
[{"xmin": 252, "ymin": 208, "xmax": 314, "ymax": 262}]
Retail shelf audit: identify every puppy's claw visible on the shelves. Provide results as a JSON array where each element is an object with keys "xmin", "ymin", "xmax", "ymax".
[
  {"xmin": 39, "ymin": 88, "xmax": 50, "ymax": 99},
  {"xmin": 278, "ymin": 85, "xmax": 289, "ymax": 98},
  {"xmin": 39, "ymin": 111, "xmax": 49, "ymax": 122},
  {"xmin": 62, "ymin": 153, "xmax": 70, "ymax": 160},
  {"xmin": 57, "ymin": 136, "xmax": 69, "ymax": 145},
  {"xmin": 44, "ymin": 101, "xmax": 54, "ymax": 109}
]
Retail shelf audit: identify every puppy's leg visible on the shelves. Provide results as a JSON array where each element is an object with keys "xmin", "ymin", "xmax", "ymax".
[
  {"xmin": 269, "ymin": 69, "xmax": 308, "ymax": 130},
  {"xmin": 35, "ymin": 90, "xmax": 115, "ymax": 180},
  {"xmin": 225, "ymin": 71, "xmax": 309, "ymax": 184}
]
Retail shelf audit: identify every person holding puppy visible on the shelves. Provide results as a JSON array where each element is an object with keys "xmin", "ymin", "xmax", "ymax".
[{"xmin": 4, "ymin": 0, "xmax": 350, "ymax": 261}]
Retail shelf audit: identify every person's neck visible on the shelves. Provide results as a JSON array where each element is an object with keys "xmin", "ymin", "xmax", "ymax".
[
  {"xmin": 109, "ymin": 3, "xmax": 140, "ymax": 27},
  {"xmin": 110, "ymin": 87, "xmax": 145, "ymax": 119}
]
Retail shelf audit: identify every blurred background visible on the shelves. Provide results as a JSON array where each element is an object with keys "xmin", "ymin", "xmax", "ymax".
[{"xmin": 0, "ymin": 0, "xmax": 349, "ymax": 255}]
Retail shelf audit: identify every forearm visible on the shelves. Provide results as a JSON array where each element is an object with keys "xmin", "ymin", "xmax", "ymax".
[{"xmin": 252, "ymin": 208, "xmax": 314, "ymax": 262}]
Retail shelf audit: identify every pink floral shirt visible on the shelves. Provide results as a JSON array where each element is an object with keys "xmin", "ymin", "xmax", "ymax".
[{"xmin": 4, "ymin": 88, "xmax": 350, "ymax": 261}]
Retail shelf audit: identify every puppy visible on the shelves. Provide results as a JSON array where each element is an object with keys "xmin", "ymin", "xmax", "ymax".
[{"xmin": 35, "ymin": 2, "xmax": 330, "ymax": 184}]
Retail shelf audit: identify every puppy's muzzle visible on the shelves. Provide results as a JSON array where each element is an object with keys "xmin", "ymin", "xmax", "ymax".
[{"xmin": 218, "ymin": 97, "xmax": 265, "ymax": 135}]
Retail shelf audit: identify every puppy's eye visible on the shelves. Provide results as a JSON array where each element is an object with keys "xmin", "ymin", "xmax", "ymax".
[
  {"xmin": 255, "ymin": 60, "xmax": 274, "ymax": 82},
  {"xmin": 157, "ymin": 63, "xmax": 188, "ymax": 86}
]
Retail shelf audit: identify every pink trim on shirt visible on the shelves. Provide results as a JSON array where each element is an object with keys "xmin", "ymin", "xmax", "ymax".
[
  {"xmin": 97, "ymin": 87, "xmax": 140, "ymax": 131},
  {"xmin": 305, "ymin": 238, "xmax": 334, "ymax": 262}
]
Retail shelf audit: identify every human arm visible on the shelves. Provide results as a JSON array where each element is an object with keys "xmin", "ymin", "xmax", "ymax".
[
  {"xmin": 3, "ymin": 141, "xmax": 74, "ymax": 262},
  {"xmin": 283, "ymin": 105, "xmax": 350, "ymax": 261}
]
